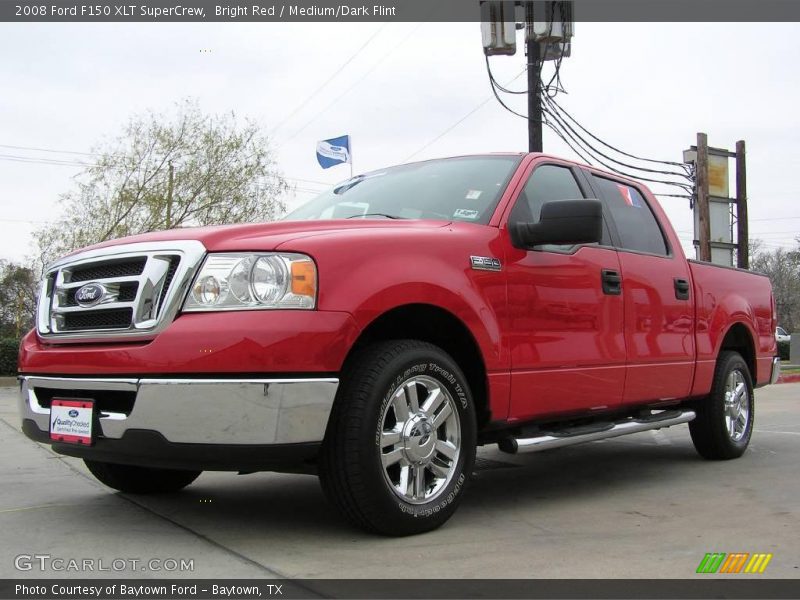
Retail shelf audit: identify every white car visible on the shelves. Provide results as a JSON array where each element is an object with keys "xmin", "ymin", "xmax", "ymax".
[{"xmin": 776, "ymin": 327, "xmax": 791, "ymax": 343}]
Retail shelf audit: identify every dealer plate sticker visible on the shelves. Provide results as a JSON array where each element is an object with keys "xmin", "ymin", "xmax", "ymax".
[{"xmin": 50, "ymin": 399, "xmax": 94, "ymax": 445}]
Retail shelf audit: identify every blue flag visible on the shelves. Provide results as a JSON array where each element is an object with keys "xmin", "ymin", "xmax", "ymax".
[{"xmin": 316, "ymin": 135, "xmax": 351, "ymax": 169}]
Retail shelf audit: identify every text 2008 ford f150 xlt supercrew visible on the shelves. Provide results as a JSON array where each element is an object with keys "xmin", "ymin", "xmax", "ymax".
[{"xmin": 18, "ymin": 153, "xmax": 779, "ymax": 535}]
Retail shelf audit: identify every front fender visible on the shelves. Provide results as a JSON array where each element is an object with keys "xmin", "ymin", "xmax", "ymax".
[{"xmin": 278, "ymin": 225, "xmax": 508, "ymax": 371}]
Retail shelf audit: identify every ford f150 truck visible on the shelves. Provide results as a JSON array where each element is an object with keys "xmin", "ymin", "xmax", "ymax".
[{"xmin": 18, "ymin": 153, "xmax": 779, "ymax": 536}]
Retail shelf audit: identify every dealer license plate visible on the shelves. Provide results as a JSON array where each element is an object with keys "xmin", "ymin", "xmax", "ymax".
[{"xmin": 50, "ymin": 399, "xmax": 94, "ymax": 445}]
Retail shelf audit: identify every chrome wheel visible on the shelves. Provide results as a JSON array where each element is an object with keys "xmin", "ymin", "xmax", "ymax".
[
  {"xmin": 379, "ymin": 375, "xmax": 461, "ymax": 504},
  {"xmin": 689, "ymin": 351, "xmax": 754, "ymax": 460},
  {"xmin": 724, "ymin": 369, "xmax": 750, "ymax": 442}
]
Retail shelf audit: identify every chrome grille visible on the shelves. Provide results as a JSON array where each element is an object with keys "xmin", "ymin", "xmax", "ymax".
[
  {"xmin": 70, "ymin": 257, "xmax": 147, "ymax": 282},
  {"xmin": 37, "ymin": 240, "xmax": 206, "ymax": 343},
  {"xmin": 61, "ymin": 281, "xmax": 138, "ymax": 306},
  {"xmin": 61, "ymin": 307, "xmax": 134, "ymax": 330}
]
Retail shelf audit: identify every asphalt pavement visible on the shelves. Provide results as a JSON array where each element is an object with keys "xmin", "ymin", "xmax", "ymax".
[{"xmin": 1, "ymin": 382, "xmax": 798, "ymax": 579}]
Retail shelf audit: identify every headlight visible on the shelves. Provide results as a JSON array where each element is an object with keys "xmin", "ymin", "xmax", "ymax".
[{"xmin": 183, "ymin": 253, "xmax": 316, "ymax": 311}]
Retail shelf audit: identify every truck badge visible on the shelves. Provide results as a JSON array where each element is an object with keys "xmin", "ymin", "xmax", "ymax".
[
  {"xmin": 75, "ymin": 282, "xmax": 107, "ymax": 307},
  {"xmin": 470, "ymin": 256, "xmax": 501, "ymax": 272}
]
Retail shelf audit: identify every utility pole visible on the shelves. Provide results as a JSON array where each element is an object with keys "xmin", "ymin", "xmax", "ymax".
[
  {"xmin": 527, "ymin": 36, "xmax": 543, "ymax": 152},
  {"xmin": 696, "ymin": 133, "xmax": 712, "ymax": 263},
  {"xmin": 685, "ymin": 134, "xmax": 746, "ymax": 267},
  {"xmin": 736, "ymin": 140, "xmax": 748, "ymax": 269},
  {"xmin": 166, "ymin": 160, "xmax": 174, "ymax": 229},
  {"xmin": 480, "ymin": 1, "xmax": 572, "ymax": 155}
]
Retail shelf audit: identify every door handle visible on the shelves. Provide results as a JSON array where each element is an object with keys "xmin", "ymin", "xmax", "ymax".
[
  {"xmin": 601, "ymin": 269, "xmax": 622, "ymax": 295},
  {"xmin": 674, "ymin": 278, "xmax": 691, "ymax": 300}
]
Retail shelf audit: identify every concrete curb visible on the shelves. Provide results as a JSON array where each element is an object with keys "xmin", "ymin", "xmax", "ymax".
[
  {"xmin": 777, "ymin": 373, "xmax": 800, "ymax": 384},
  {"xmin": 0, "ymin": 376, "xmax": 17, "ymax": 387}
]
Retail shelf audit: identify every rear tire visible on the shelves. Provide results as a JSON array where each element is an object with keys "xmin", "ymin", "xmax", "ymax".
[
  {"xmin": 320, "ymin": 340, "xmax": 477, "ymax": 536},
  {"xmin": 84, "ymin": 460, "xmax": 201, "ymax": 494},
  {"xmin": 689, "ymin": 351, "xmax": 754, "ymax": 460}
]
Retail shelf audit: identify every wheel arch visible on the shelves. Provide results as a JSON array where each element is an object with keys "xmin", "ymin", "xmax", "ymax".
[
  {"xmin": 342, "ymin": 303, "xmax": 491, "ymax": 428},
  {"xmin": 718, "ymin": 322, "xmax": 757, "ymax": 382}
]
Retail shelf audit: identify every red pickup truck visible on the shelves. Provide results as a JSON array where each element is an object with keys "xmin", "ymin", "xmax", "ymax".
[{"xmin": 18, "ymin": 153, "xmax": 779, "ymax": 536}]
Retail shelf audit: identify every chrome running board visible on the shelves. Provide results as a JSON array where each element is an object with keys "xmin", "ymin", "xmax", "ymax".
[{"xmin": 498, "ymin": 410, "xmax": 696, "ymax": 454}]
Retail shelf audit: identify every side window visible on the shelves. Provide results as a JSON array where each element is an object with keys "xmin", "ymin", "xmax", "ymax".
[
  {"xmin": 509, "ymin": 164, "xmax": 611, "ymax": 247},
  {"xmin": 509, "ymin": 164, "xmax": 585, "ymax": 224},
  {"xmin": 592, "ymin": 176, "xmax": 668, "ymax": 256}
]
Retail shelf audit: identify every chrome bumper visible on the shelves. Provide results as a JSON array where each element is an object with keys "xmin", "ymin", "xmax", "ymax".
[
  {"xmin": 19, "ymin": 376, "xmax": 338, "ymax": 445},
  {"xmin": 770, "ymin": 356, "xmax": 781, "ymax": 385}
]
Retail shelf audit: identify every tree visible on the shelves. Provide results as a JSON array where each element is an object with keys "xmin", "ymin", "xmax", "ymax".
[
  {"xmin": 0, "ymin": 260, "xmax": 37, "ymax": 338},
  {"xmin": 750, "ymin": 240, "xmax": 800, "ymax": 332},
  {"xmin": 35, "ymin": 100, "xmax": 288, "ymax": 271}
]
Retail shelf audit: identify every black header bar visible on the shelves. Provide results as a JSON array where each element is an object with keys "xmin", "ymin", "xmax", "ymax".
[
  {"xmin": 3, "ymin": 578, "xmax": 800, "ymax": 599},
  {"xmin": 3, "ymin": 0, "xmax": 800, "ymax": 23}
]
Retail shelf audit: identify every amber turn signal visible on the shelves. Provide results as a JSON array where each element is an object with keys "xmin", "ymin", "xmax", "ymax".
[{"xmin": 291, "ymin": 260, "xmax": 317, "ymax": 298}]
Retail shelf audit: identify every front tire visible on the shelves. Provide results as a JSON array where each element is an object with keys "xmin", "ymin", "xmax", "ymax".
[
  {"xmin": 84, "ymin": 460, "xmax": 201, "ymax": 494},
  {"xmin": 689, "ymin": 351, "xmax": 754, "ymax": 460},
  {"xmin": 320, "ymin": 340, "xmax": 477, "ymax": 536}
]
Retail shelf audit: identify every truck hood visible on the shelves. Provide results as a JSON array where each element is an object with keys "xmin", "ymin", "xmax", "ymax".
[{"xmin": 77, "ymin": 219, "xmax": 452, "ymax": 254}]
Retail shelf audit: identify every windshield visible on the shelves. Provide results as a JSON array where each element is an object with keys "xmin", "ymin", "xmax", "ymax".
[{"xmin": 284, "ymin": 156, "xmax": 521, "ymax": 225}]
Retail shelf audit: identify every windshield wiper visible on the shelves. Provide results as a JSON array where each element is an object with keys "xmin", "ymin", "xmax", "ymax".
[
  {"xmin": 334, "ymin": 176, "xmax": 365, "ymax": 195},
  {"xmin": 347, "ymin": 213, "xmax": 403, "ymax": 220}
]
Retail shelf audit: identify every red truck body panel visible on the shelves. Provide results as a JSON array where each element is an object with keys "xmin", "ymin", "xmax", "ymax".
[
  {"xmin": 609, "ymin": 176, "xmax": 696, "ymax": 406},
  {"xmin": 20, "ymin": 311, "xmax": 360, "ymax": 375},
  {"xmin": 20, "ymin": 153, "xmax": 777, "ymax": 428},
  {"xmin": 503, "ymin": 243, "xmax": 627, "ymax": 420},
  {"xmin": 689, "ymin": 259, "xmax": 776, "ymax": 391}
]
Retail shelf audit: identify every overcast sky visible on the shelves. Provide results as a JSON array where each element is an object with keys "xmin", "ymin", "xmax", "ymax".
[{"xmin": 1, "ymin": 21, "xmax": 798, "ymax": 265}]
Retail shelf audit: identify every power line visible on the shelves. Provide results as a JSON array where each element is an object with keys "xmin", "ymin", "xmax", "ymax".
[
  {"xmin": 542, "ymin": 47, "xmax": 567, "ymax": 99},
  {"xmin": 268, "ymin": 24, "xmax": 386, "ymax": 137},
  {"xmin": 655, "ymin": 193, "xmax": 692, "ymax": 199},
  {"xmin": 403, "ymin": 97, "xmax": 491, "ymax": 163},
  {"xmin": 542, "ymin": 97, "xmax": 692, "ymax": 182},
  {"xmin": 747, "ymin": 231, "xmax": 800, "ymax": 236},
  {"xmin": 0, "ymin": 150, "xmax": 327, "ymax": 192},
  {"xmin": 546, "ymin": 96, "xmax": 692, "ymax": 171},
  {"xmin": 750, "ymin": 216, "xmax": 800, "ymax": 222},
  {"xmin": 542, "ymin": 102, "xmax": 693, "ymax": 192},
  {"xmin": 484, "ymin": 66, "xmax": 692, "ymax": 192},
  {"xmin": 542, "ymin": 113, "xmax": 596, "ymax": 166},
  {"xmin": 404, "ymin": 68, "xmax": 528, "ymax": 163},
  {"xmin": 283, "ymin": 176, "xmax": 330, "ymax": 187},
  {"xmin": 0, "ymin": 217, "xmax": 50, "ymax": 224},
  {"xmin": 485, "ymin": 56, "xmax": 527, "ymax": 95},
  {"xmin": 0, "ymin": 153, "xmax": 98, "ymax": 168},
  {"xmin": 277, "ymin": 23, "xmax": 422, "ymax": 148},
  {"xmin": 0, "ymin": 143, "xmax": 98, "ymax": 157},
  {"xmin": 485, "ymin": 35, "xmax": 694, "ymax": 188}
]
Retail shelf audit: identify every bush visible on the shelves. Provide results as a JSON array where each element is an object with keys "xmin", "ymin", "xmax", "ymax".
[
  {"xmin": 0, "ymin": 338, "xmax": 19, "ymax": 375},
  {"xmin": 778, "ymin": 340, "xmax": 791, "ymax": 361}
]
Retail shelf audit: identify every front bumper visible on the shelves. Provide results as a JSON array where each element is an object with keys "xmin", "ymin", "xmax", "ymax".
[{"xmin": 19, "ymin": 375, "xmax": 338, "ymax": 469}]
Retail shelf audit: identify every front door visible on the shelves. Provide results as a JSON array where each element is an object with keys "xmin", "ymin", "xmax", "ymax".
[{"xmin": 503, "ymin": 161, "xmax": 626, "ymax": 421}]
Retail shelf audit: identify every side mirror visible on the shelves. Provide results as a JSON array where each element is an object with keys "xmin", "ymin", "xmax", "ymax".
[{"xmin": 512, "ymin": 199, "xmax": 603, "ymax": 248}]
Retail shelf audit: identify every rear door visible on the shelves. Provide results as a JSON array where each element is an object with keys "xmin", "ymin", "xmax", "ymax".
[
  {"xmin": 503, "ymin": 161, "xmax": 626, "ymax": 421},
  {"xmin": 586, "ymin": 173, "xmax": 695, "ymax": 404}
]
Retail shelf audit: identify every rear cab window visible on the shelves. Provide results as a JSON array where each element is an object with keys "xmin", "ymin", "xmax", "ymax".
[{"xmin": 590, "ymin": 175, "xmax": 669, "ymax": 256}]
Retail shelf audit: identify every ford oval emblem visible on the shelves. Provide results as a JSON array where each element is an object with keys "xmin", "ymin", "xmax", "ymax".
[
  {"xmin": 75, "ymin": 282, "xmax": 106, "ymax": 307},
  {"xmin": 68, "ymin": 409, "xmax": 79, "ymax": 418}
]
